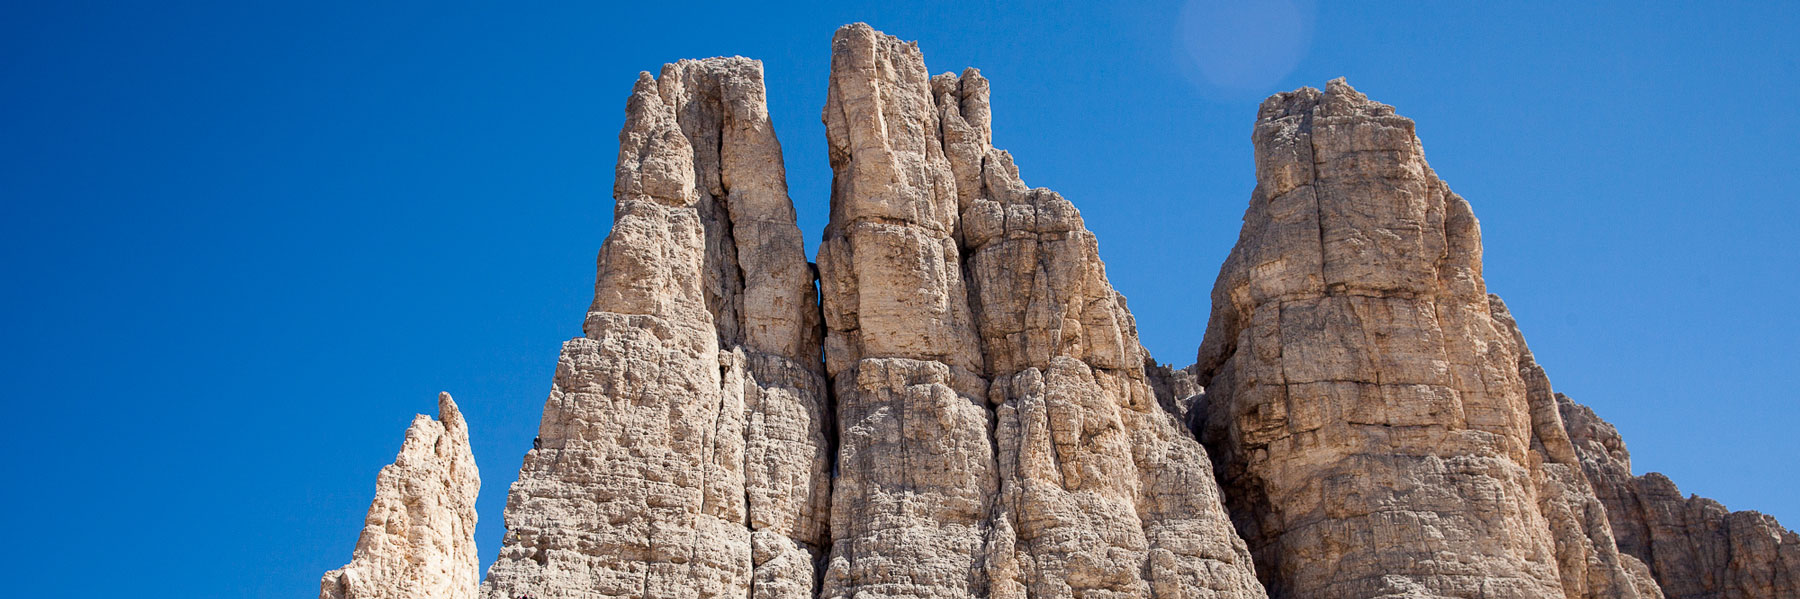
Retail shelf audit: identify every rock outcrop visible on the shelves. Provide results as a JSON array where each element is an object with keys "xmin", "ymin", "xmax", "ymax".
[
  {"xmin": 478, "ymin": 57, "xmax": 831, "ymax": 599},
  {"xmin": 322, "ymin": 393, "xmax": 480, "ymax": 599},
  {"xmin": 1561, "ymin": 394, "xmax": 1800, "ymax": 599},
  {"xmin": 816, "ymin": 23, "xmax": 1264, "ymax": 599},
  {"xmin": 1191, "ymin": 79, "xmax": 1658, "ymax": 599}
]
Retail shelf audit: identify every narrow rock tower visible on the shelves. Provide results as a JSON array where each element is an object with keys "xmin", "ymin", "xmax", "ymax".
[
  {"xmin": 816, "ymin": 23, "xmax": 1264, "ymax": 599},
  {"xmin": 321, "ymin": 393, "xmax": 481, "ymax": 599},
  {"xmin": 1192, "ymin": 79, "xmax": 1656, "ymax": 598},
  {"xmin": 478, "ymin": 57, "xmax": 830, "ymax": 599}
]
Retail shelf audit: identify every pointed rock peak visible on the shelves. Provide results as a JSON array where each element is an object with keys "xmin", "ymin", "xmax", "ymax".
[
  {"xmin": 833, "ymin": 22, "xmax": 912, "ymax": 50},
  {"xmin": 1317, "ymin": 77, "xmax": 1399, "ymax": 118},
  {"xmin": 481, "ymin": 49, "xmax": 828, "ymax": 599},
  {"xmin": 321, "ymin": 395, "xmax": 481, "ymax": 599},
  {"xmin": 436, "ymin": 391, "xmax": 465, "ymax": 434},
  {"xmin": 1255, "ymin": 77, "xmax": 1400, "ymax": 130}
]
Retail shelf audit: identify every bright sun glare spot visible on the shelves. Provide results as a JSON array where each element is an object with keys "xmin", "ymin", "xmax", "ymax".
[{"xmin": 1178, "ymin": 0, "xmax": 1316, "ymax": 93}]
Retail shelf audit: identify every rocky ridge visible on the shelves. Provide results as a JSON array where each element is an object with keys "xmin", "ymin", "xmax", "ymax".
[
  {"xmin": 1560, "ymin": 394, "xmax": 1800, "ymax": 598},
  {"xmin": 322, "ymin": 23, "xmax": 1797, "ymax": 599}
]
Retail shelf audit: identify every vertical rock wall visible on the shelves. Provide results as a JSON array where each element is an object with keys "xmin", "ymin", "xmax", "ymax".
[
  {"xmin": 322, "ymin": 393, "xmax": 481, "ymax": 599},
  {"xmin": 478, "ymin": 57, "xmax": 830, "ymax": 599}
]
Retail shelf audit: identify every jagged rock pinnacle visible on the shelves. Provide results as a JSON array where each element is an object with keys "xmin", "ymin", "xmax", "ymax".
[{"xmin": 321, "ymin": 393, "xmax": 480, "ymax": 599}]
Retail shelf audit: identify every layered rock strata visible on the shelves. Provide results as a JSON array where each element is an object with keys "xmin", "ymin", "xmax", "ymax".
[
  {"xmin": 1561, "ymin": 394, "xmax": 1800, "ymax": 599},
  {"xmin": 816, "ymin": 23, "xmax": 1263, "ymax": 599},
  {"xmin": 322, "ymin": 393, "xmax": 481, "ymax": 599},
  {"xmin": 1191, "ymin": 79, "xmax": 1658, "ymax": 599},
  {"xmin": 478, "ymin": 57, "xmax": 831, "ymax": 599}
]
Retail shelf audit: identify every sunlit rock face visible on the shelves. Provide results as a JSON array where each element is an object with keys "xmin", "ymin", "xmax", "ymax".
[
  {"xmin": 477, "ymin": 56, "xmax": 830, "ymax": 599},
  {"xmin": 1191, "ymin": 79, "xmax": 1660, "ymax": 599},
  {"xmin": 320, "ymin": 22, "xmax": 1800, "ymax": 599},
  {"xmin": 815, "ymin": 23, "xmax": 1265, "ymax": 599},
  {"xmin": 322, "ymin": 393, "xmax": 480, "ymax": 599}
]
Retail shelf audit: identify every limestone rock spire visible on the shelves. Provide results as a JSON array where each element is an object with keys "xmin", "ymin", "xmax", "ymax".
[
  {"xmin": 478, "ymin": 57, "xmax": 830, "ymax": 599},
  {"xmin": 816, "ymin": 22, "xmax": 1264, "ymax": 599},
  {"xmin": 1192, "ymin": 79, "xmax": 1656, "ymax": 598},
  {"xmin": 321, "ymin": 393, "xmax": 481, "ymax": 599}
]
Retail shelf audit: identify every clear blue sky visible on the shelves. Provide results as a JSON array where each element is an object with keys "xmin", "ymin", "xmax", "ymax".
[{"xmin": 3, "ymin": 2, "xmax": 1795, "ymax": 597}]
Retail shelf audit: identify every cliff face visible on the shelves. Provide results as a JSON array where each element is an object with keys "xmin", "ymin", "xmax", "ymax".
[
  {"xmin": 322, "ymin": 23, "xmax": 1797, "ymax": 599},
  {"xmin": 322, "ymin": 393, "xmax": 480, "ymax": 599}
]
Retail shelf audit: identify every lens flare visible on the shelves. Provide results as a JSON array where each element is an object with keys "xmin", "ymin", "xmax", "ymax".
[{"xmin": 1177, "ymin": 0, "xmax": 1315, "ymax": 94}]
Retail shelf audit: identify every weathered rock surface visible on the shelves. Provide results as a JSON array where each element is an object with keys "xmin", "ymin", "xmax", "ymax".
[
  {"xmin": 817, "ymin": 23, "xmax": 1263, "ymax": 599},
  {"xmin": 320, "ymin": 24, "xmax": 1800, "ymax": 599},
  {"xmin": 1561, "ymin": 394, "xmax": 1800, "ymax": 599},
  {"xmin": 1191, "ymin": 79, "xmax": 1658, "ymax": 599},
  {"xmin": 478, "ymin": 57, "xmax": 830, "ymax": 599},
  {"xmin": 322, "ymin": 393, "xmax": 481, "ymax": 599}
]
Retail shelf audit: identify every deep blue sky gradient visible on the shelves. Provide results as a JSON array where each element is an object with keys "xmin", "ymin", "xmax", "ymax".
[{"xmin": 3, "ymin": 2, "xmax": 1796, "ymax": 597}]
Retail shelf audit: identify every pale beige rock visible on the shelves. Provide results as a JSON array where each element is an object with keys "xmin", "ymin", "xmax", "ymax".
[
  {"xmin": 818, "ymin": 23, "xmax": 1263, "ymax": 599},
  {"xmin": 322, "ymin": 393, "xmax": 481, "ymax": 599},
  {"xmin": 1193, "ymin": 79, "xmax": 1654, "ymax": 599},
  {"xmin": 321, "ymin": 24, "xmax": 1800, "ymax": 599},
  {"xmin": 478, "ymin": 57, "xmax": 830, "ymax": 599},
  {"xmin": 816, "ymin": 26, "xmax": 993, "ymax": 599},
  {"xmin": 1561, "ymin": 394, "xmax": 1800, "ymax": 599}
]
